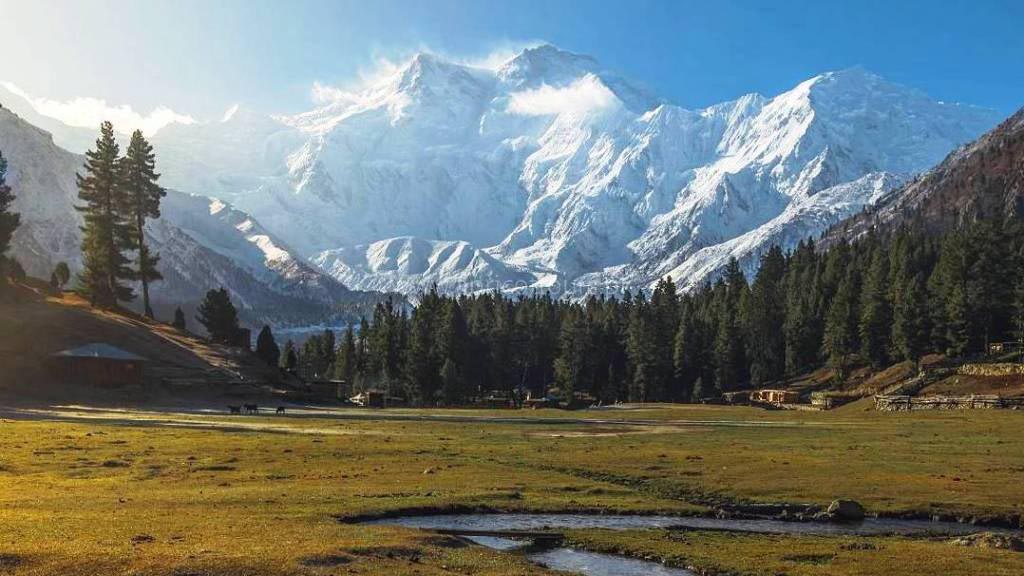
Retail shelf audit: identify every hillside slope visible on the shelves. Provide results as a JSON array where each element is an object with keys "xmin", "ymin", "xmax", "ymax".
[
  {"xmin": 828, "ymin": 107, "xmax": 1024, "ymax": 242},
  {"xmin": 0, "ymin": 282, "xmax": 292, "ymax": 405},
  {"xmin": 0, "ymin": 105, "xmax": 385, "ymax": 327}
]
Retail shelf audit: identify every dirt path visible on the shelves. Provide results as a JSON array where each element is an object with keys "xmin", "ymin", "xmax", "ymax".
[{"xmin": 0, "ymin": 404, "xmax": 844, "ymax": 435}]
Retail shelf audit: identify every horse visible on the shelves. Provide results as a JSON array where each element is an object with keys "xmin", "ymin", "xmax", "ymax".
[
  {"xmin": 275, "ymin": 406, "xmax": 286, "ymax": 415},
  {"xmin": 228, "ymin": 405, "xmax": 241, "ymax": 414},
  {"xmin": 244, "ymin": 404, "xmax": 259, "ymax": 414}
]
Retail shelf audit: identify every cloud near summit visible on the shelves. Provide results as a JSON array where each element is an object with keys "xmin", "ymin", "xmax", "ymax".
[
  {"xmin": 1, "ymin": 82, "xmax": 194, "ymax": 136},
  {"xmin": 507, "ymin": 75, "xmax": 620, "ymax": 117}
]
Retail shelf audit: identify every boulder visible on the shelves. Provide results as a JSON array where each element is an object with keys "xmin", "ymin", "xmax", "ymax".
[{"xmin": 827, "ymin": 499, "xmax": 866, "ymax": 522}]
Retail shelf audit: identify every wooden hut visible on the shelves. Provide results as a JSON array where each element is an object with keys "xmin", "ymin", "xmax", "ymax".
[
  {"xmin": 751, "ymin": 389, "xmax": 801, "ymax": 406},
  {"xmin": 49, "ymin": 343, "xmax": 147, "ymax": 387}
]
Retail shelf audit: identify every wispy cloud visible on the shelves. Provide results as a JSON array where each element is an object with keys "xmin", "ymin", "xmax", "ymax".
[
  {"xmin": 1, "ymin": 81, "xmax": 194, "ymax": 136},
  {"xmin": 507, "ymin": 75, "xmax": 619, "ymax": 117}
]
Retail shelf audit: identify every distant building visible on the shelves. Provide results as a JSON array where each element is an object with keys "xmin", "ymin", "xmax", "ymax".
[
  {"xmin": 722, "ymin": 391, "xmax": 752, "ymax": 405},
  {"xmin": 751, "ymin": 389, "xmax": 801, "ymax": 406},
  {"xmin": 988, "ymin": 342, "xmax": 1021, "ymax": 356},
  {"xmin": 350, "ymin": 389, "xmax": 407, "ymax": 408},
  {"xmin": 306, "ymin": 379, "xmax": 349, "ymax": 401},
  {"xmin": 49, "ymin": 343, "xmax": 147, "ymax": 387}
]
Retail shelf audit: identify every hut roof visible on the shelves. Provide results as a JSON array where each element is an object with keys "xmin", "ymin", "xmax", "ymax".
[{"xmin": 51, "ymin": 343, "xmax": 147, "ymax": 362}]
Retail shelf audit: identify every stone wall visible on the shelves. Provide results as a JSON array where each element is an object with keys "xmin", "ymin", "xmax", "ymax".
[
  {"xmin": 875, "ymin": 394, "xmax": 1024, "ymax": 411},
  {"xmin": 956, "ymin": 363, "xmax": 1024, "ymax": 377}
]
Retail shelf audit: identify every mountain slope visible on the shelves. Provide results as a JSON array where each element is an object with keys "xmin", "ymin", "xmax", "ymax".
[
  {"xmin": 827, "ymin": 107, "xmax": 1024, "ymax": 242},
  {"xmin": 312, "ymin": 236, "xmax": 534, "ymax": 296},
  {"xmin": 0, "ymin": 106, "xmax": 373, "ymax": 327}
]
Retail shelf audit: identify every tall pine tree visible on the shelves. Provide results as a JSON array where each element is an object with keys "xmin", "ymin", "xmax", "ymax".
[
  {"xmin": 120, "ymin": 130, "xmax": 165, "ymax": 318},
  {"xmin": 76, "ymin": 122, "xmax": 134, "ymax": 307}
]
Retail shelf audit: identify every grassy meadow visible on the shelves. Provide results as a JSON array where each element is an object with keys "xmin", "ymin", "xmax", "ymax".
[{"xmin": 0, "ymin": 404, "xmax": 1022, "ymax": 575}]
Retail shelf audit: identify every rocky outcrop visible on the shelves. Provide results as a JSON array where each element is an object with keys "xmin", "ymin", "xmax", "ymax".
[{"xmin": 826, "ymin": 499, "xmax": 866, "ymax": 522}]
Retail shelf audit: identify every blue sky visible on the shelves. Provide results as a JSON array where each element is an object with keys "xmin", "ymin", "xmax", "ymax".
[{"xmin": 1, "ymin": 0, "xmax": 1021, "ymax": 130}]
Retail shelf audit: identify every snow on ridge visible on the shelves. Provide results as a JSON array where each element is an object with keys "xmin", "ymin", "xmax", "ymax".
[{"xmin": 15, "ymin": 45, "xmax": 1002, "ymax": 298}]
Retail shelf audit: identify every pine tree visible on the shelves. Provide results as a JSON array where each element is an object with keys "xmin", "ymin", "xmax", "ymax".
[
  {"xmin": 0, "ymin": 150, "xmax": 21, "ymax": 284},
  {"xmin": 318, "ymin": 329, "xmax": 336, "ymax": 377},
  {"xmin": 76, "ymin": 122, "xmax": 134, "ymax": 307},
  {"xmin": 405, "ymin": 299, "xmax": 440, "ymax": 404},
  {"xmin": 822, "ymin": 269, "xmax": 858, "ymax": 381},
  {"xmin": 195, "ymin": 287, "xmax": 240, "ymax": 343},
  {"xmin": 255, "ymin": 325, "xmax": 280, "ymax": 367},
  {"xmin": 893, "ymin": 273, "xmax": 929, "ymax": 369},
  {"xmin": 53, "ymin": 262, "xmax": 71, "ymax": 290},
  {"xmin": 858, "ymin": 247, "xmax": 891, "ymax": 367},
  {"xmin": 281, "ymin": 339, "xmax": 298, "ymax": 373},
  {"xmin": 966, "ymin": 222, "xmax": 1011, "ymax": 354},
  {"xmin": 120, "ymin": 130, "xmax": 165, "ymax": 318},
  {"xmin": 673, "ymin": 297, "xmax": 704, "ymax": 401},
  {"xmin": 745, "ymin": 246, "xmax": 786, "ymax": 385},
  {"xmin": 784, "ymin": 240, "xmax": 822, "ymax": 375},
  {"xmin": 928, "ymin": 231, "xmax": 969, "ymax": 356},
  {"xmin": 626, "ymin": 294, "xmax": 656, "ymax": 401},
  {"xmin": 649, "ymin": 277, "xmax": 680, "ymax": 400},
  {"xmin": 1013, "ymin": 275, "xmax": 1024, "ymax": 353},
  {"xmin": 554, "ymin": 307, "xmax": 587, "ymax": 403},
  {"xmin": 335, "ymin": 324, "xmax": 358, "ymax": 388},
  {"xmin": 172, "ymin": 306, "xmax": 187, "ymax": 330},
  {"xmin": 437, "ymin": 300, "xmax": 471, "ymax": 404}
]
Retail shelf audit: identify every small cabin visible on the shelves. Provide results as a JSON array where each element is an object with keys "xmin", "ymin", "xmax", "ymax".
[
  {"xmin": 751, "ymin": 388, "xmax": 800, "ymax": 406},
  {"xmin": 351, "ymin": 389, "xmax": 386, "ymax": 408},
  {"xmin": 50, "ymin": 343, "xmax": 147, "ymax": 387},
  {"xmin": 306, "ymin": 379, "xmax": 349, "ymax": 401}
]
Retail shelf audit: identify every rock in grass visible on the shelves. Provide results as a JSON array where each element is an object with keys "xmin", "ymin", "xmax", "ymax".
[
  {"xmin": 952, "ymin": 532, "xmax": 1024, "ymax": 552},
  {"xmin": 827, "ymin": 499, "xmax": 866, "ymax": 522}
]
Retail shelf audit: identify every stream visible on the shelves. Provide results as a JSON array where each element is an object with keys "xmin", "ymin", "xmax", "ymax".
[{"xmin": 367, "ymin": 512, "xmax": 1011, "ymax": 576}]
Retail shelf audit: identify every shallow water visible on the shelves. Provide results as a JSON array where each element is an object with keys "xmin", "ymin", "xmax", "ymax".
[
  {"xmin": 530, "ymin": 547, "xmax": 694, "ymax": 576},
  {"xmin": 368, "ymin": 512, "xmax": 1009, "ymax": 576},
  {"xmin": 371, "ymin": 512, "xmax": 1001, "ymax": 536},
  {"xmin": 458, "ymin": 535, "xmax": 694, "ymax": 576}
]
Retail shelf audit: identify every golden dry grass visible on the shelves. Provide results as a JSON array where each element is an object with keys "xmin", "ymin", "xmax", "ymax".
[{"xmin": 0, "ymin": 403, "xmax": 1022, "ymax": 575}]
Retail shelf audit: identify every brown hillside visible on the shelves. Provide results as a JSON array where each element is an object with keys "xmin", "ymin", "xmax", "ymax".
[
  {"xmin": 0, "ymin": 282, "xmax": 293, "ymax": 406},
  {"xmin": 828, "ymin": 107, "xmax": 1024, "ymax": 242}
]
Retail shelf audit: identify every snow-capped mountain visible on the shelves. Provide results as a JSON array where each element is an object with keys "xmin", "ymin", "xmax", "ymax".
[
  {"xmin": 0, "ymin": 105, "xmax": 376, "ymax": 327},
  {"xmin": 312, "ymin": 236, "xmax": 534, "ymax": 295},
  {"xmin": 9, "ymin": 45, "xmax": 1001, "ymax": 296}
]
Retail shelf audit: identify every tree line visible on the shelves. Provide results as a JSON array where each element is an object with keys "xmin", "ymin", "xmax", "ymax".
[{"xmin": 261, "ymin": 219, "xmax": 1024, "ymax": 406}]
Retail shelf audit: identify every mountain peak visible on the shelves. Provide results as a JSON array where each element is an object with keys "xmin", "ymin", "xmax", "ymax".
[{"xmin": 497, "ymin": 44, "xmax": 598, "ymax": 86}]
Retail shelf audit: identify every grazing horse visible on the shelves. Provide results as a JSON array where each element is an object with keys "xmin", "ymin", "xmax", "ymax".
[
  {"xmin": 228, "ymin": 405, "xmax": 241, "ymax": 414},
  {"xmin": 275, "ymin": 406, "xmax": 286, "ymax": 415},
  {"xmin": 244, "ymin": 404, "xmax": 259, "ymax": 414}
]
